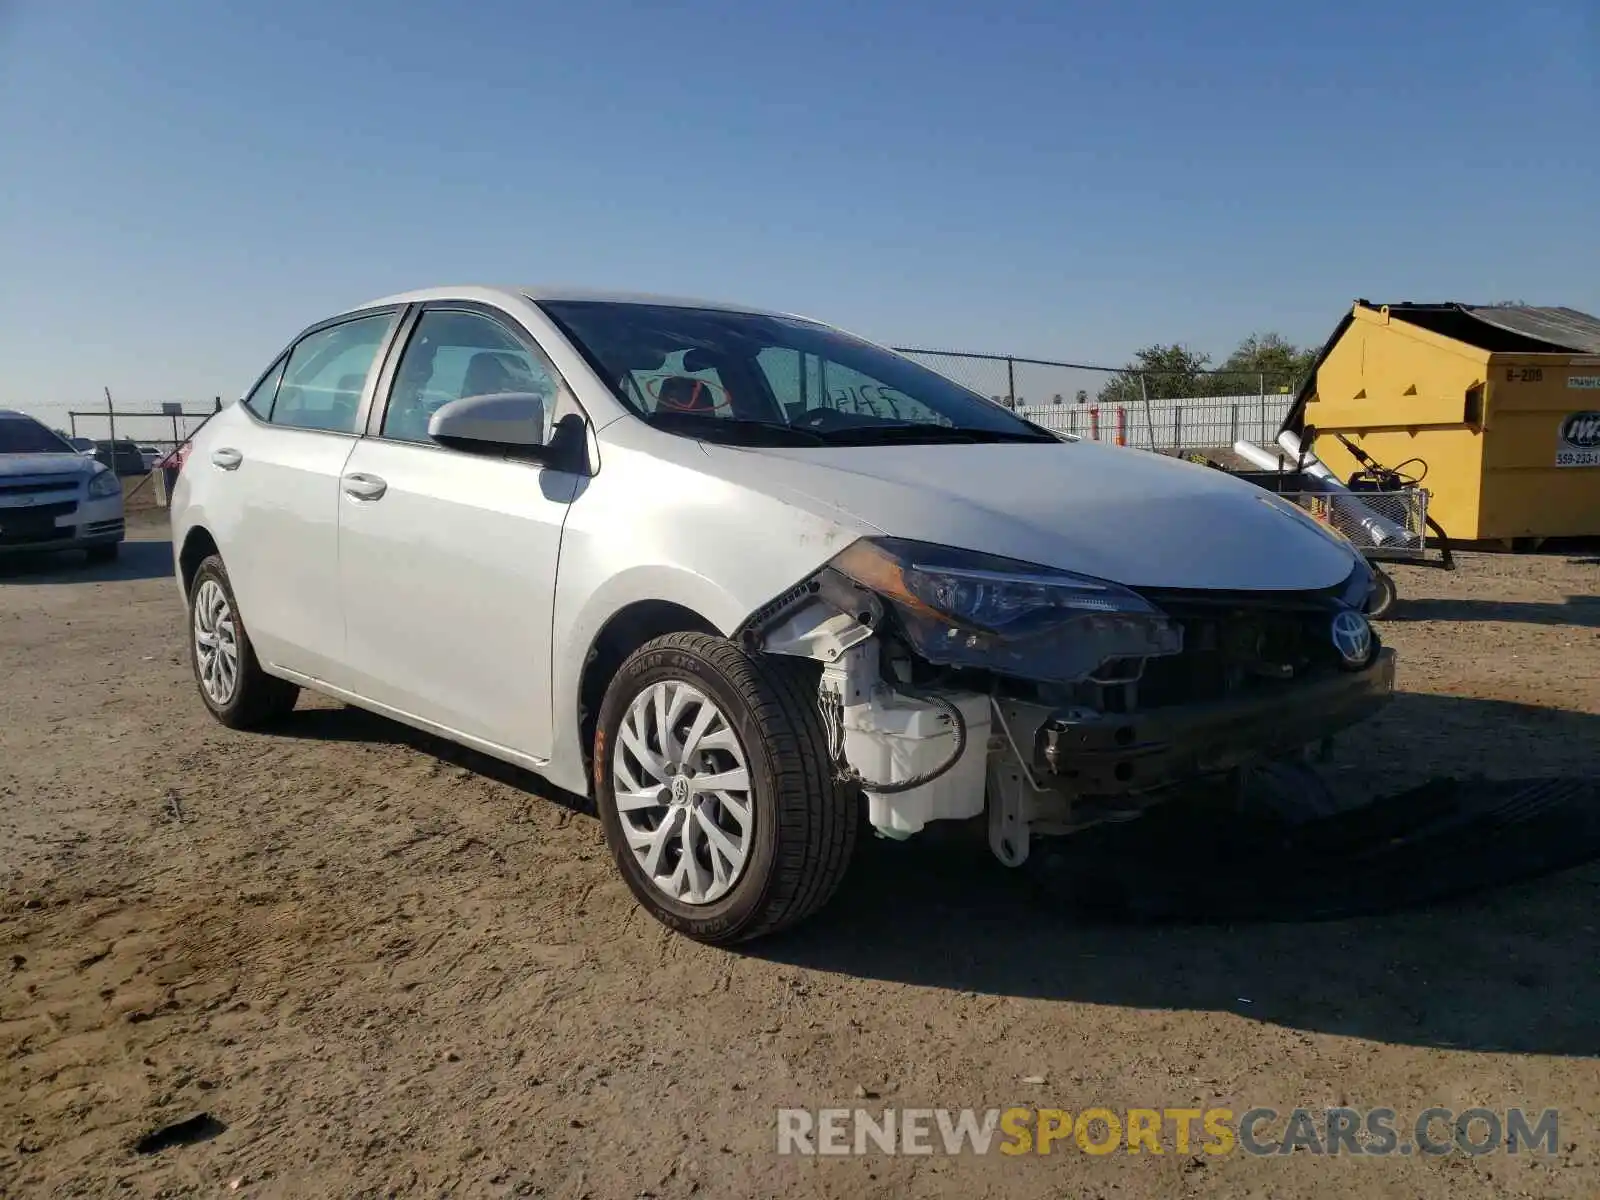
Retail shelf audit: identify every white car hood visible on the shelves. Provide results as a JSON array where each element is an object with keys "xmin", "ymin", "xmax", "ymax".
[
  {"xmin": 0, "ymin": 453, "xmax": 91, "ymax": 479},
  {"xmin": 699, "ymin": 439, "xmax": 1360, "ymax": 592}
]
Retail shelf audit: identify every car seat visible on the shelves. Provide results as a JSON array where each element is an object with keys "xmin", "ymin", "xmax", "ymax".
[{"xmin": 656, "ymin": 376, "xmax": 719, "ymax": 412}]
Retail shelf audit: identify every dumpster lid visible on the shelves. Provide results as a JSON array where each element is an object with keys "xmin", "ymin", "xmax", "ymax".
[
  {"xmin": 1465, "ymin": 305, "xmax": 1600, "ymax": 354},
  {"xmin": 1281, "ymin": 300, "xmax": 1600, "ymax": 434}
]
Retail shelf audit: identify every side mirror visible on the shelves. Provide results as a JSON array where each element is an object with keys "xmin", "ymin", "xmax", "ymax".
[{"xmin": 428, "ymin": 392, "xmax": 547, "ymax": 453}]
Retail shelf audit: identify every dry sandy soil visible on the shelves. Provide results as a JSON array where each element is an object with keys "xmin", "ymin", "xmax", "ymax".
[{"xmin": 3, "ymin": 514, "xmax": 1599, "ymax": 1199}]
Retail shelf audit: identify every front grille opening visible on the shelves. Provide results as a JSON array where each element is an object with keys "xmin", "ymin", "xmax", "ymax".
[
  {"xmin": 1053, "ymin": 605, "xmax": 1343, "ymax": 713},
  {"xmin": 1140, "ymin": 610, "xmax": 1340, "ymax": 707},
  {"xmin": 0, "ymin": 480, "xmax": 79, "ymax": 497}
]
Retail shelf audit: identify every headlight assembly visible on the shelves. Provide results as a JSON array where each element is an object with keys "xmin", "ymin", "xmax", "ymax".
[
  {"xmin": 87, "ymin": 466, "xmax": 120, "ymax": 498},
  {"xmin": 828, "ymin": 537, "xmax": 1183, "ymax": 683}
]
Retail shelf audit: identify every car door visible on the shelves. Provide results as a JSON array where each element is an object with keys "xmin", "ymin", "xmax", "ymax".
[
  {"xmin": 215, "ymin": 308, "xmax": 401, "ymax": 681},
  {"xmin": 334, "ymin": 303, "xmax": 585, "ymax": 762}
]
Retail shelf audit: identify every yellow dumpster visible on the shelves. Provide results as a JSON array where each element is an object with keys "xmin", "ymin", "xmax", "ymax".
[{"xmin": 1281, "ymin": 301, "xmax": 1600, "ymax": 542}]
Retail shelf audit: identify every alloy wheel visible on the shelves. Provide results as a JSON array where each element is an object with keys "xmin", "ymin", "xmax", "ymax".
[
  {"xmin": 193, "ymin": 578, "xmax": 240, "ymax": 706},
  {"xmin": 611, "ymin": 680, "xmax": 753, "ymax": 905}
]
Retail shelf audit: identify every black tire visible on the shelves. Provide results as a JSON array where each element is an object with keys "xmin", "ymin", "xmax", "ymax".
[
  {"xmin": 594, "ymin": 632, "xmax": 858, "ymax": 944},
  {"xmin": 187, "ymin": 554, "xmax": 299, "ymax": 729},
  {"xmin": 1366, "ymin": 567, "xmax": 1397, "ymax": 619},
  {"xmin": 84, "ymin": 542, "xmax": 119, "ymax": 564}
]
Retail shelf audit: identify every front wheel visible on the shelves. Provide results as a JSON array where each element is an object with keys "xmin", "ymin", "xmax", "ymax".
[
  {"xmin": 1366, "ymin": 567, "xmax": 1398, "ymax": 619},
  {"xmin": 594, "ymin": 632, "xmax": 858, "ymax": 944}
]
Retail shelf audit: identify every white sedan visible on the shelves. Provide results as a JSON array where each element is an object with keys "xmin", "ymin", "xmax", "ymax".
[{"xmin": 171, "ymin": 286, "xmax": 1392, "ymax": 942}]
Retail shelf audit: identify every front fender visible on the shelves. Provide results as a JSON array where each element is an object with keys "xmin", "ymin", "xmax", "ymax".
[
  {"xmin": 542, "ymin": 565, "xmax": 750, "ymax": 796},
  {"xmin": 542, "ymin": 441, "xmax": 866, "ymax": 794}
]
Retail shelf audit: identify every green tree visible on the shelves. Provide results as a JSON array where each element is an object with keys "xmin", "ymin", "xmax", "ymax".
[
  {"xmin": 1214, "ymin": 332, "xmax": 1316, "ymax": 394},
  {"xmin": 1096, "ymin": 343, "xmax": 1213, "ymax": 405}
]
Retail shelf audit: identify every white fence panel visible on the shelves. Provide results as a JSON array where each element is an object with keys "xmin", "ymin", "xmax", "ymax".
[{"xmin": 1016, "ymin": 394, "xmax": 1292, "ymax": 451}]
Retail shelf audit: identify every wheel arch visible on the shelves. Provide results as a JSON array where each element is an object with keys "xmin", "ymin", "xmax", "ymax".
[
  {"xmin": 544, "ymin": 560, "xmax": 761, "ymax": 795},
  {"xmin": 178, "ymin": 524, "xmax": 220, "ymax": 599},
  {"xmin": 574, "ymin": 599, "xmax": 722, "ymax": 793}
]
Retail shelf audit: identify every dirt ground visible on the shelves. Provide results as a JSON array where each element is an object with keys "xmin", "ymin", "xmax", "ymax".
[{"xmin": 3, "ymin": 513, "xmax": 1599, "ymax": 1199}]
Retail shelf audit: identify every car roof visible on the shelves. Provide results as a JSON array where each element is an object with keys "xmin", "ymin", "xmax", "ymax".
[
  {"xmin": 350, "ymin": 284, "xmax": 811, "ymax": 322},
  {"xmin": 0, "ymin": 408, "xmax": 37, "ymax": 419}
]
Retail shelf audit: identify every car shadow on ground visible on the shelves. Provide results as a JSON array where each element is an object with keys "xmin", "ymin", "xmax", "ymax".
[
  {"xmin": 1389, "ymin": 594, "xmax": 1600, "ymax": 626},
  {"xmin": 755, "ymin": 834, "xmax": 1600, "ymax": 1058},
  {"xmin": 276, "ymin": 691, "xmax": 1600, "ymax": 1057},
  {"xmin": 0, "ymin": 538, "xmax": 173, "ymax": 584},
  {"xmin": 275, "ymin": 704, "xmax": 596, "ymax": 815},
  {"xmin": 749, "ymin": 689, "xmax": 1600, "ymax": 1059}
]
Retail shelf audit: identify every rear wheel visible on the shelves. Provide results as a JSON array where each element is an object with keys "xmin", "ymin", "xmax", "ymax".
[
  {"xmin": 594, "ymin": 632, "xmax": 857, "ymax": 944},
  {"xmin": 188, "ymin": 555, "xmax": 299, "ymax": 729}
]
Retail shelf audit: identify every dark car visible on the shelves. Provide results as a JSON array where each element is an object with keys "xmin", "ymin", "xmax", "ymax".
[{"xmin": 94, "ymin": 439, "xmax": 149, "ymax": 476}]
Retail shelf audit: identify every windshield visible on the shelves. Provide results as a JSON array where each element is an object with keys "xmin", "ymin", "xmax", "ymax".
[
  {"xmin": 539, "ymin": 301, "xmax": 1056, "ymax": 446},
  {"xmin": 0, "ymin": 416, "xmax": 74, "ymax": 455}
]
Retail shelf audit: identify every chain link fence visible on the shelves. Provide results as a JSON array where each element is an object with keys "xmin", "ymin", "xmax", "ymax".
[
  {"xmin": 894, "ymin": 347, "xmax": 1299, "ymax": 452},
  {"xmin": 40, "ymin": 346, "xmax": 1298, "ymax": 475},
  {"xmin": 62, "ymin": 404, "xmax": 222, "ymax": 471}
]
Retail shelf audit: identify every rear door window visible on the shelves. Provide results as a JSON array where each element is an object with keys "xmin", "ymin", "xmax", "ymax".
[
  {"xmin": 243, "ymin": 357, "xmax": 286, "ymax": 419},
  {"xmin": 269, "ymin": 314, "xmax": 394, "ymax": 434}
]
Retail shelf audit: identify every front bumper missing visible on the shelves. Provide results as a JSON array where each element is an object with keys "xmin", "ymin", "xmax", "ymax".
[{"xmin": 1037, "ymin": 648, "xmax": 1396, "ymax": 798}]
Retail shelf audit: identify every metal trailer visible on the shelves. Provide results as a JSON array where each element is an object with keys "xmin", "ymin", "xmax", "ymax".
[{"xmin": 1230, "ymin": 467, "xmax": 1455, "ymax": 617}]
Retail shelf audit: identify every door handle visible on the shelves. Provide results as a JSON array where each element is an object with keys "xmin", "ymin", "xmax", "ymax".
[
  {"xmin": 341, "ymin": 472, "xmax": 388, "ymax": 501},
  {"xmin": 211, "ymin": 447, "xmax": 243, "ymax": 471}
]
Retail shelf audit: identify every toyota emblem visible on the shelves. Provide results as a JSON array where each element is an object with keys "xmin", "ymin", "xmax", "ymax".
[{"xmin": 1330, "ymin": 609, "xmax": 1373, "ymax": 668}]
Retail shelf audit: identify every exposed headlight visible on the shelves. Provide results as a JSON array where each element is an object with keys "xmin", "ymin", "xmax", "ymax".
[
  {"xmin": 87, "ymin": 466, "xmax": 120, "ymax": 498},
  {"xmin": 828, "ymin": 537, "xmax": 1183, "ymax": 683}
]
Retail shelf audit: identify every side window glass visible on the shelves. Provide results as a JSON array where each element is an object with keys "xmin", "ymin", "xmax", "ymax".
[
  {"xmin": 243, "ymin": 357, "xmax": 285, "ymax": 419},
  {"xmin": 271, "ymin": 314, "xmax": 392, "ymax": 434},
  {"xmin": 382, "ymin": 310, "xmax": 560, "ymax": 445}
]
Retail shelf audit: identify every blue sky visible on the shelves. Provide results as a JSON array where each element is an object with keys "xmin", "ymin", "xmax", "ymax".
[{"xmin": 2, "ymin": 0, "xmax": 1596, "ymax": 425}]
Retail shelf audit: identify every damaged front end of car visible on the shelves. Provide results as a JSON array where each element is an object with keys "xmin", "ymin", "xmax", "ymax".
[{"xmin": 738, "ymin": 537, "xmax": 1396, "ymax": 867}]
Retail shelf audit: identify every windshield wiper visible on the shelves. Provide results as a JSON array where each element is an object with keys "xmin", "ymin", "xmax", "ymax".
[
  {"xmin": 818, "ymin": 423, "xmax": 1055, "ymax": 446},
  {"xmin": 642, "ymin": 410, "xmax": 828, "ymax": 446}
]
